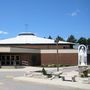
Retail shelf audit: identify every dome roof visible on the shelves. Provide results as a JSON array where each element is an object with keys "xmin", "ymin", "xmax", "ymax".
[
  {"xmin": 18, "ymin": 32, "xmax": 35, "ymax": 36},
  {"xmin": 0, "ymin": 32, "xmax": 72, "ymax": 44}
]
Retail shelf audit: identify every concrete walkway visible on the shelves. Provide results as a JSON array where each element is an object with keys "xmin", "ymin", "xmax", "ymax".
[
  {"xmin": 0, "ymin": 66, "xmax": 90, "ymax": 90},
  {"xmin": 14, "ymin": 76, "xmax": 90, "ymax": 90}
]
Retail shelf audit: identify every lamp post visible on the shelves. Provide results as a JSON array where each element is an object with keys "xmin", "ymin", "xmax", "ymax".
[{"xmin": 54, "ymin": 39, "xmax": 59, "ymax": 71}]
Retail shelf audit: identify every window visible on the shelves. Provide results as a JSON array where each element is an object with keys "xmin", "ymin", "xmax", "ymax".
[
  {"xmin": 11, "ymin": 56, "xmax": 14, "ymax": 60},
  {"xmin": 0, "ymin": 56, "xmax": 1, "ymax": 61},
  {"xmin": 16, "ymin": 56, "xmax": 19, "ymax": 60},
  {"xmin": 6, "ymin": 56, "xmax": 10, "ymax": 60},
  {"xmin": 16, "ymin": 56, "xmax": 20, "ymax": 65},
  {"xmin": 2, "ymin": 56, "xmax": 5, "ymax": 60}
]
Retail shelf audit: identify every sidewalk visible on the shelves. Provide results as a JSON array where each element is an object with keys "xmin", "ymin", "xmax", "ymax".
[
  {"xmin": 0, "ymin": 68, "xmax": 25, "ymax": 72},
  {"xmin": 1, "ymin": 66, "xmax": 90, "ymax": 89},
  {"xmin": 14, "ymin": 76, "xmax": 90, "ymax": 90},
  {"xmin": 0, "ymin": 66, "xmax": 42, "ymax": 72}
]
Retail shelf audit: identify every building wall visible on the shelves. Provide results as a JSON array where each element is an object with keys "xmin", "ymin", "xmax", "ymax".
[
  {"xmin": 0, "ymin": 49, "xmax": 89, "ymax": 66},
  {"xmin": 87, "ymin": 54, "xmax": 90, "ymax": 64},
  {"xmin": 19, "ymin": 44, "xmax": 72, "ymax": 49},
  {"xmin": 0, "ymin": 53, "xmax": 41, "ymax": 66},
  {"xmin": 87, "ymin": 50, "xmax": 90, "ymax": 64},
  {"xmin": 16, "ymin": 53, "xmax": 41, "ymax": 66},
  {"xmin": 41, "ymin": 53, "xmax": 78, "ymax": 65},
  {"xmin": 0, "ymin": 44, "xmax": 73, "ymax": 49},
  {"xmin": 0, "ymin": 53, "xmax": 22, "ymax": 65},
  {"xmin": 20, "ymin": 53, "xmax": 30, "ymax": 66}
]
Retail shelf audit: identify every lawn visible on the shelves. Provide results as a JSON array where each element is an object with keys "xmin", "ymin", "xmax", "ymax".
[{"xmin": 0, "ymin": 66, "xmax": 25, "ymax": 69}]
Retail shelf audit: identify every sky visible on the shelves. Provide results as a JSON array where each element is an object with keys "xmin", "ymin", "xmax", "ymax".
[{"xmin": 0, "ymin": 0, "xmax": 90, "ymax": 40}]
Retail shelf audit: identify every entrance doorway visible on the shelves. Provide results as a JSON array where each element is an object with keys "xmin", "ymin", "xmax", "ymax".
[{"xmin": 0, "ymin": 55, "xmax": 20, "ymax": 66}]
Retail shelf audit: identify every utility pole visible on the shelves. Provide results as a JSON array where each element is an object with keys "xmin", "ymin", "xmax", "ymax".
[{"xmin": 54, "ymin": 39, "xmax": 59, "ymax": 71}]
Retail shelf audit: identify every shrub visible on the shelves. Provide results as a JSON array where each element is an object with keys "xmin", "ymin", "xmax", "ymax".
[
  {"xmin": 80, "ymin": 70, "xmax": 88, "ymax": 77},
  {"xmin": 47, "ymin": 74, "xmax": 52, "ymax": 78},
  {"xmin": 58, "ymin": 64, "xmax": 64, "ymax": 67},
  {"xmin": 42, "ymin": 67, "xmax": 47, "ymax": 75},
  {"xmin": 80, "ymin": 73, "xmax": 84, "ymax": 77},
  {"xmin": 41, "ymin": 64, "xmax": 45, "ymax": 67},
  {"xmin": 83, "ymin": 70, "xmax": 88, "ymax": 77},
  {"xmin": 41, "ymin": 64, "xmax": 48, "ymax": 67},
  {"xmin": 47, "ymin": 64, "xmax": 52, "ymax": 67},
  {"xmin": 64, "ymin": 64, "xmax": 70, "ymax": 67},
  {"xmin": 42, "ymin": 67, "xmax": 52, "ymax": 78},
  {"xmin": 48, "ymin": 64, "xmax": 57, "ymax": 67},
  {"xmin": 42, "ymin": 64, "xmax": 71, "ymax": 67}
]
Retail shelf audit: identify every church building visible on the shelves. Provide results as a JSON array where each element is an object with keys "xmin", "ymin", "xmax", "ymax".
[{"xmin": 0, "ymin": 32, "xmax": 89, "ymax": 66}]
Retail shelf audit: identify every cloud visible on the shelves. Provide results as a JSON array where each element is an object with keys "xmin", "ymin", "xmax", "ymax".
[
  {"xmin": 0, "ymin": 31, "xmax": 8, "ymax": 35},
  {"xmin": 67, "ymin": 9, "xmax": 80, "ymax": 16}
]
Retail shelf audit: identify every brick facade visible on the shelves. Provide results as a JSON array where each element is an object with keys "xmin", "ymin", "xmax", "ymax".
[
  {"xmin": 0, "ymin": 44, "xmax": 73, "ymax": 49},
  {"xmin": 41, "ymin": 53, "xmax": 78, "ymax": 65},
  {"xmin": 87, "ymin": 54, "xmax": 90, "ymax": 64},
  {"xmin": 0, "ymin": 52, "xmax": 90, "ymax": 66}
]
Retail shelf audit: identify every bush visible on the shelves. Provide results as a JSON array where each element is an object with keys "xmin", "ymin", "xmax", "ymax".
[
  {"xmin": 42, "ymin": 67, "xmax": 52, "ymax": 78},
  {"xmin": 41, "ymin": 64, "xmax": 46, "ymax": 67},
  {"xmin": 48, "ymin": 64, "xmax": 57, "ymax": 67},
  {"xmin": 41, "ymin": 64, "xmax": 71, "ymax": 68},
  {"xmin": 80, "ymin": 73, "xmax": 84, "ymax": 77},
  {"xmin": 58, "ymin": 64, "xmax": 64, "ymax": 67},
  {"xmin": 42, "ymin": 67, "xmax": 47, "ymax": 75},
  {"xmin": 41, "ymin": 64, "xmax": 49, "ymax": 67},
  {"xmin": 64, "ymin": 64, "xmax": 70, "ymax": 67},
  {"xmin": 80, "ymin": 70, "xmax": 88, "ymax": 77},
  {"xmin": 47, "ymin": 74, "xmax": 52, "ymax": 78},
  {"xmin": 83, "ymin": 70, "xmax": 88, "ymax": 77}
]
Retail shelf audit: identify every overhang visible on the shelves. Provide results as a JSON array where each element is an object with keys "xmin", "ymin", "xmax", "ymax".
[{"xmin": 0, "ymin": 47, "xmax": 40, "ymax": 53}]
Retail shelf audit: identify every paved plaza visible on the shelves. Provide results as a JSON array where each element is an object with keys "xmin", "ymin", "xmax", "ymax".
[{"xmin": 0, "ymin": 66, "xmax": 90, "ymax": 90}]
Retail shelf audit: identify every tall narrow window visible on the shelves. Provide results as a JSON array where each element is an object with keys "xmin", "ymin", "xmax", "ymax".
[
  {"xmin": 0, "ymin": 56, "xmax": 1, "ymax": 61},
  {"xmin": 16, "ymin": 56, "xmax": 20, "ymax": 65}
]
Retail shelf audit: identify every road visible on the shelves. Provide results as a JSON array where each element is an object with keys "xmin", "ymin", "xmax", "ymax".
[{"xmin": 0, "ymin": 71, "xmax": 85, "ymax": 90}]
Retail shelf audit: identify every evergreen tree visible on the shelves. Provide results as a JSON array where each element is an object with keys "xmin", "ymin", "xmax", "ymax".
[
  {"xmin": 87, "ymin": 38, "xmax": 90, "ymax": 45},
  {"xmin": 48, "ymin": 35, "xmax": 52, "ymax": 39},
  {"xmin": 77, "ymin": 37, "xmax": 87, "ymax": 45},
  {"xmin": 56, "ymin": 35, "xmax": 64, "ymax": 41},
  {"xmin": 67, "ymin": 35, "xmax": 77, "ymax": 43}
]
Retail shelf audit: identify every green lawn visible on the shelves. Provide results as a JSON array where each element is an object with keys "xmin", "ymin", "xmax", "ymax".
[
  {"xmin": 1, "ymin": 66, "xmax": 15, "ymax": 69},
  {"xmin": 0, "ymin": 66, "xmax": 25, "ymax": 69}
]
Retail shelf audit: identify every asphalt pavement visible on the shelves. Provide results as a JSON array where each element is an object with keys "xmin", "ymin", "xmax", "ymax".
[{"xmin": 0, "ymin": 71, "xmax": 84, "ymax": 90}]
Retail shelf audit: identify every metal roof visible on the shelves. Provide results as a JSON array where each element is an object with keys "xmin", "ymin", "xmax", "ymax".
[{"xmin": 0, "ymin": 32, "xmax": 73, "ymax": 44}]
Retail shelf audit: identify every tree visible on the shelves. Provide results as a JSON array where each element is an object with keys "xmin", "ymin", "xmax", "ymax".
[
  {"xmin": 67, "ymin": 35, "xmax": 77, "ymax": 43},
  {"xmin": 56, "ymin": 35, "xmax": 64, "ymax": 41},
  {"xmin": 77, "ymin": 37, "xmax": 87, "ymax": 45},
  {"xmin": 48, "ymin": 35, "xmax": 53, "ymax": 39},
  {"xmin": 87, "ymin": 38, "xmax": 90, "ymax": 45}
]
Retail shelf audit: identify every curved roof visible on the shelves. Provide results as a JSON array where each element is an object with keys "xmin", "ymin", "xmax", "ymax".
[{"xmin": 0, "ymin": 32, "xmax": 73, "ymax": 44}]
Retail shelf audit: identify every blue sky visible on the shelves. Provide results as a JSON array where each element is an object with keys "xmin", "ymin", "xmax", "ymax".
[{"xmin": 0, "ymin": 0, "xmax": 90, "ymax": 40}]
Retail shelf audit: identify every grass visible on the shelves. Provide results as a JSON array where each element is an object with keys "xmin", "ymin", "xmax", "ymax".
[
  {"xmin": 41, "ymin": 64, "xmax": 72, "ymax": 68},
  {"xmin": 1, "ymin": 66, "xmax": 15, "ymax": 69},
  {"xmin": 0, "ymin": 66, "xmax": 25, "ymax": 69}
]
